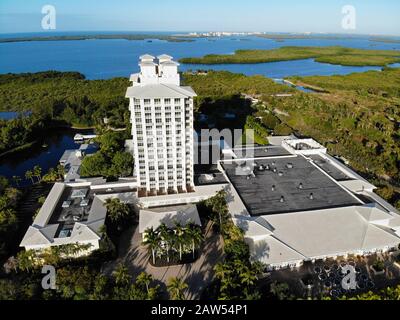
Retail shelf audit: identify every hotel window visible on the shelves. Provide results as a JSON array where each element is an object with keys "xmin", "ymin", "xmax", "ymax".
[
  {"xmin": 156, "ymin": 118, "xmax": 162, "ymax": 123},
  {"xmin": 165, "ymin": 106, "xmax": 171, "ymax": 111},
  {"xmin": 164, "ymin": 98, "xmax": 171, "ymax": 104},
  {"xmin": 174, "ymin": 98, "xmax": 181, "ymax": 104},
  {"xmin": 145, "ymin": 119, "xmax": 152, "ymax": 124},
  {"xmin": 154, "ymin": 99, "xmax": 161, "ymax": 105},
  {"xmin": 145, "ymin": 106, "xmax": 151, "ymax": 111},
  {"xmin": 144, "ymin": 99, "xmax": 151, "ymax": 105},
  {"xmin": 134, "ymin": 99, "xmax": 140, "ymax": 104}
]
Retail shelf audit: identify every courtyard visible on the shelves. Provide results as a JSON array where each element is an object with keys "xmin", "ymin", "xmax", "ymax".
[{"xmin": 102, "ymin": 220, "xmax": 224, "ymax": 300}]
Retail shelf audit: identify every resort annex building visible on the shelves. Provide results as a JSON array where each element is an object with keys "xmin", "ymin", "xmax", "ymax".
[{"xmin": 220, "ymin": 137, "xmax": 400, "ymax": 270}]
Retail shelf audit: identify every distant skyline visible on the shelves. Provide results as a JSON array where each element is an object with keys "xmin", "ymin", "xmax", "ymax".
[{"xmin": 0, "ymin": 0, "xmax": 399, "ymax": 36}]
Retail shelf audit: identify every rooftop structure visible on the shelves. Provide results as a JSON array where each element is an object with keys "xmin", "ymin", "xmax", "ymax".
[
  {"xmin": 221, "ymin": 156, "xmax": 361, "ymax": 216},
  {"xmin": 20, "ymin": 183, "xmax": 106, "ymax": 252},
  {"xmin": 139, "ymin": 204, "xmax": 201, "ymax": 235},
  {"xmin": 219, "ymin": 137, "xmax": 400, "ymax": 270}
]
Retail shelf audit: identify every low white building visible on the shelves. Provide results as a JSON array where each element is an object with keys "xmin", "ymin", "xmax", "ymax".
[
  {"xmin": 20, "ymin": 180, "xmax": 137, "ymax": 253},
  {"xmin": 219, "ymin": 137, "xmax": 400, "ymax": 270}
]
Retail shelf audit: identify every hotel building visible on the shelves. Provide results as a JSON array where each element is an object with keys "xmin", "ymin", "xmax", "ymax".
[{"xmin": 126, "ymin": 54, "xmax": 197, "ymax": 196}]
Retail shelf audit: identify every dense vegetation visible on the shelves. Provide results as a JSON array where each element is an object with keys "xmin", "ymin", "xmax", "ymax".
[
  {"xmin": 0, "ymin": 176, "xmax": 21, "ymax": 261},
  {"xmin": 201, "ymin": 191, "xmax": 263, "ymax": 300},
  {"xmin": 0, "ymin": 71, "xmax": 130, "ymax": 154},
  {"xmin": 0, "ymin": 71, "xmax": 129, "ymax": 127},
  {"xmin": 284, "ymin": 68, "xmax": 400, "ymax": 186},
  {"xmin": 0, "ymin": 34, "xmax": 194, "ymax": 43},
  {"xmin": 80, "ymin": 131, "xmax": 133, "ymax": 178},
  {"xmin": 180, "ymin": 46, "xmax": 400, "ymax": 66}
]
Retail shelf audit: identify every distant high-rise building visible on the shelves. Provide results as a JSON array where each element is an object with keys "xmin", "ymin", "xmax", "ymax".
[{"xmin": 126, "ymin": 54, "xmax": 196, "ymax": 196}]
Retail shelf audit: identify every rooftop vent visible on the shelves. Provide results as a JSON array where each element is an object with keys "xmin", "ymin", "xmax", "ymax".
[
  {"xmin": 280, "ymin": 196, "xmax": 285, "ymax": 203},
  {"xmin": 286, "ymin": 163, "xmax": 293, "ymax": 169},
  {"xmin": 271, "ymin": 185, "xmax": 276, "ymax": 191},
  {"xmin": 278, "ymin": 171, "xmax": 283, "ymax": 177},
  {"xmin": 309, "ymin": 193, "xmax": 314, "ymax": 200},
  {"xmin": 298, "ymin": 183, "xmax": 303, "ymax": 189}
]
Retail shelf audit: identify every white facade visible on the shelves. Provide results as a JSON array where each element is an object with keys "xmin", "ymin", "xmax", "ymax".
[{"xmin": 126, "ymin": 54, "xmax": 197, "ymax": 196}]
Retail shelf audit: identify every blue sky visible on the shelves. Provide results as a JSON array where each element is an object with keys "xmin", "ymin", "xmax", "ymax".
[{"xmin": 0, "ymin": 0, "xmax": 399, "ymax": 35}]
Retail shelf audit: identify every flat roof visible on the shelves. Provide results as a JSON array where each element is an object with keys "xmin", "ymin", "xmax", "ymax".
[
  {"xmin": 221, "ymin": 155, "xmax": 361, "ymax": 216},
  {"xmin": 308, "ymin": 154, "xmax": 352, "ymax": 181},
  {"xmin": 231, "ymin": 145, "xmax": 292, "ymax": 158}
]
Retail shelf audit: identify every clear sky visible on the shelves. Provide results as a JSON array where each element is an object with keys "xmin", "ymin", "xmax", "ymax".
[{"xmin": 0, "ymin": 0, "xmax": 399, "ymax": 35}]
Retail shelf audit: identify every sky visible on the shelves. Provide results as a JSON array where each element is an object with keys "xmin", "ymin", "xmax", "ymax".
[{"xmin": 0, "ymin": 0, "xmax": 399, "ymax": 35}]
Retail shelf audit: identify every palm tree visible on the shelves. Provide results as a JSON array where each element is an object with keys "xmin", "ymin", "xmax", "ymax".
[
  {"xmin": 240, "ymin": 266, "xmax": 258, "ymax": 287},
  {"xmin": 143, "ymin": 227, "xmax": 160, "ymax": 265},
  {"xmin": 56, "ymin": 164, "xmax": 65, "ymax": 180},
  {"xmin": 157, "ymin": 223, "xmax": 172, "ymax": 263},
  {"xmin": 174, "ymin": 223, "xmax": 188, "ymax": 261},
  {"xmin": 113, "ymin": 263, "xmax": 131, "ymax": 286},
  {"xmin": 136, "ymin": 272, "xmax": 153, "ymax": 293},
  {"xmin": 105, "ymin": 198, "xmax": 130, "ymax": 226},
  {"xmin": 167, "ymin": 277, "xmax": 188, "ymax": 300},
  {"xmin": 25, "ymin": 170, "xmax": 34, "ymax": 184},
  {"xmin": 33, "ymin": 165, "xmax": 42, "ymax": 183},
  {"xmin": 12, "ymin": 175, "xmax": 21, "ymax": 187},
  {"xmin": 206, "ymin": 190, "xmax": 228, "ymax": 230},
  {"xmin": 187, "ymin": 225, "xmax": 203, "ymax": 259}
]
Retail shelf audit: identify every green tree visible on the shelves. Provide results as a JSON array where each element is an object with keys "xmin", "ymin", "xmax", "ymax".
[
  {"xmin": 157, "ymin": 223, "xmax": 173, "ymax": 263},
  {"xmin": 187, "ymin": 225, "xmax": 203, "ymax": 259},
  {"xmin": 104, "ymin": 198, "xmax": 131, "ymax": 229},
  {"xmin": 113, "ymin": 264, "xmax": 131, "ymax": 287},
  {"xmin": 111, "ymin": 152, "xmax": 133, "ymax": 177},
  {"xmin": 136, "ymin": 272, "xmax": 153, "ymax": 294},
  {"xmin": 167, "ymin": 277, "xmax": 188, "ymax": 300},
  {"xmin": 143, "ymin": 227, "xmax": 160, "ymax": 265},
  {"xmin": 25, "ymin": 170, "xmax": 34, "ymax": 184},
  {"xmin": 174, "ymin": 223, "xmax": 188, "ymax": 261},
  {"xmin": 33, "ymin": 165, "xmax": 42, "ymax": 183}
]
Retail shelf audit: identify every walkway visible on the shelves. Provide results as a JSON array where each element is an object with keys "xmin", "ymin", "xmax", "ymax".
[{"xmin": 103, "ymin": 221, "xmax": 224, "ymax": 300}]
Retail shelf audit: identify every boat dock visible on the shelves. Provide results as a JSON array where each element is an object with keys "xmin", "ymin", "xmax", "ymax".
[{"xmin": 73, "ymin": 133, "xmax": 97, "ymax": 141}]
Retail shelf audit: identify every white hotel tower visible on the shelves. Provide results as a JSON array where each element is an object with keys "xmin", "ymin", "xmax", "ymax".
[{"xmin": 126, "ymin": 54, "xmax": 197, "ymax": 197}]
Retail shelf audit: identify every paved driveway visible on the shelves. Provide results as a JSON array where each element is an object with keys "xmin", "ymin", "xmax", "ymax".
[{"xmin": 103, "ymin": 221, "xmax": 224, "ymax": 300}]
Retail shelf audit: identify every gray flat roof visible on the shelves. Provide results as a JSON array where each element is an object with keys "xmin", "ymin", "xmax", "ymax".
[
  {"xmin": 308, "ymin": 154, "xmax": 352, "ymax": 181},
  {"xmin": 232, "ymin": 145, "xmax": 292, "ymax": 158},
  {"xmin": 221, "ymin": 156, "xmax": 361, "ymax": 216}
]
